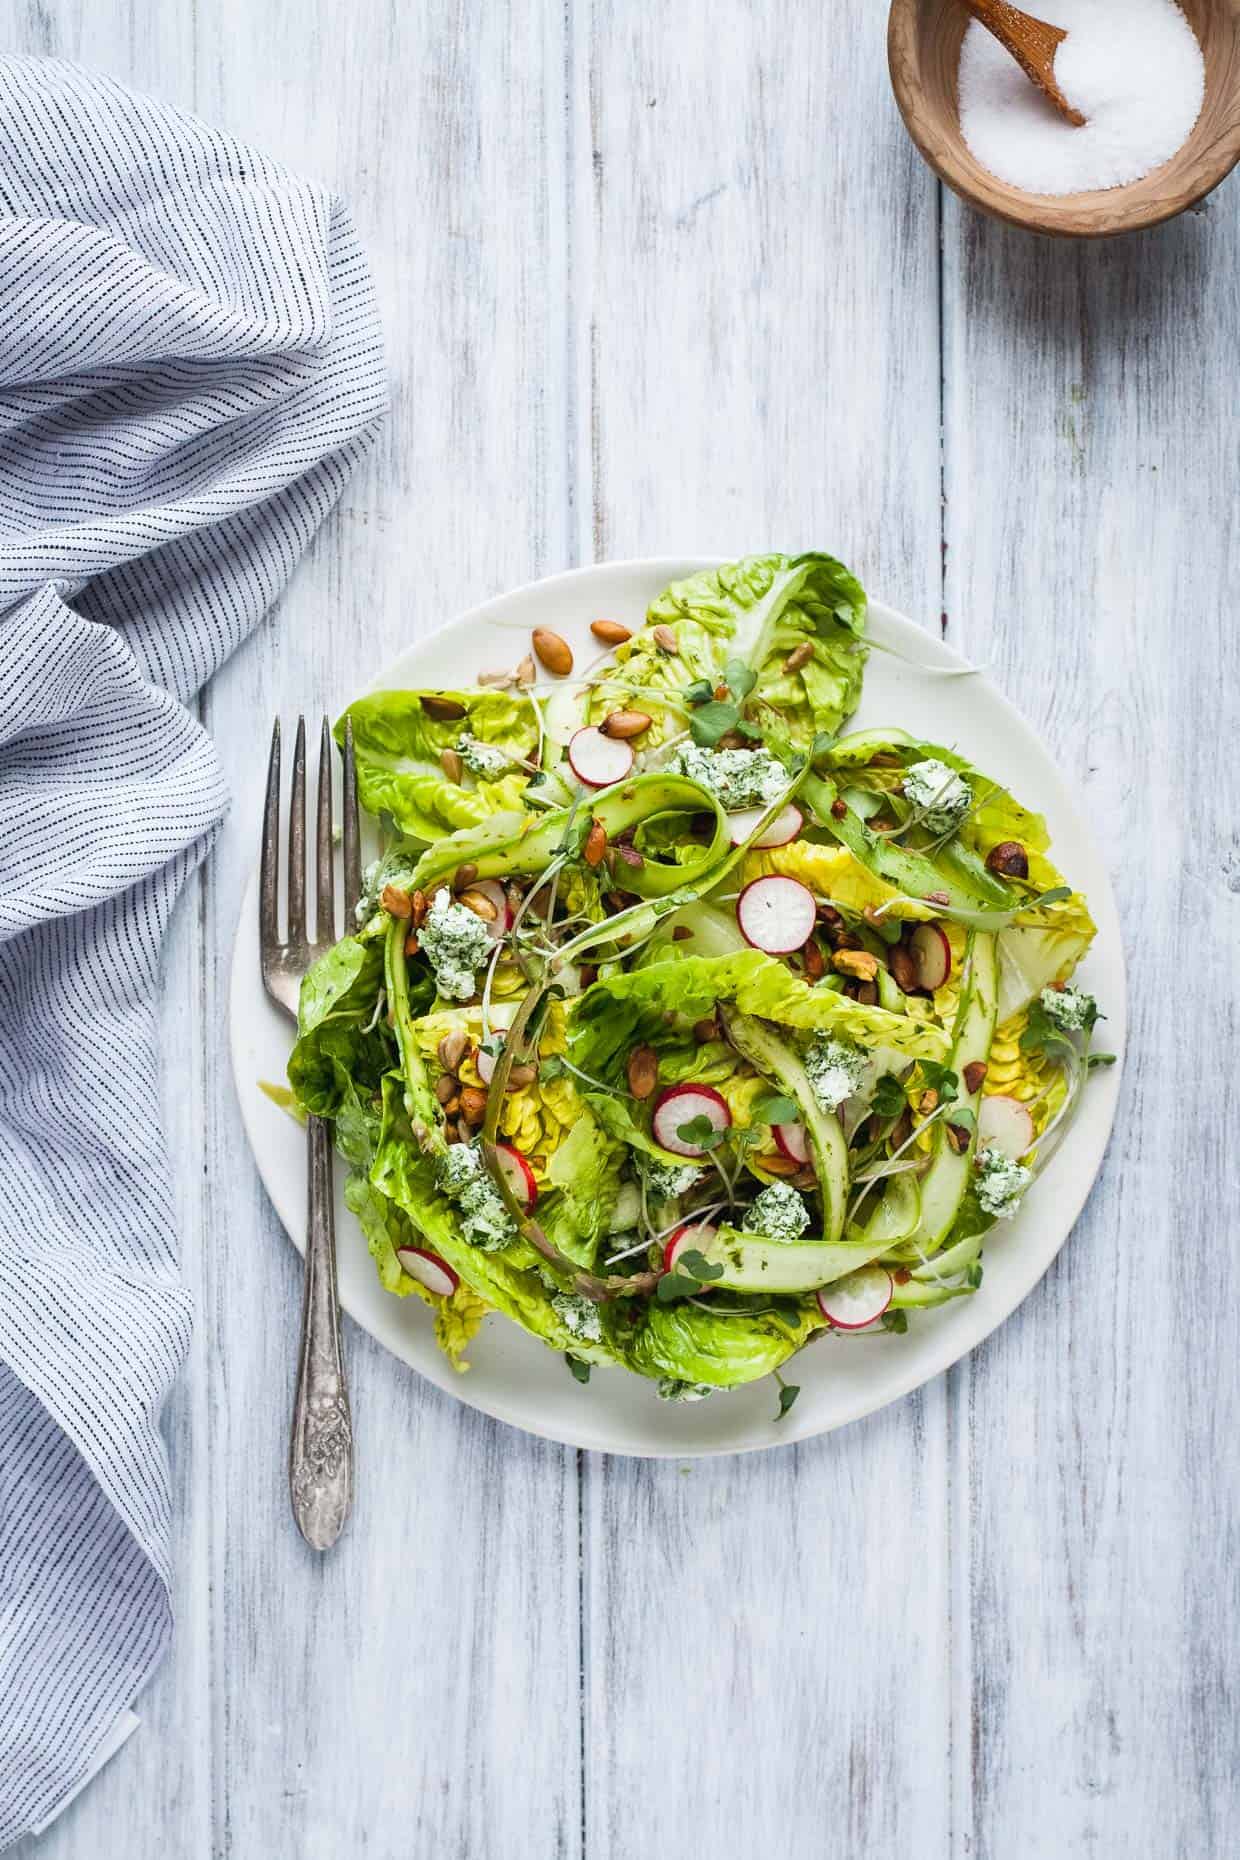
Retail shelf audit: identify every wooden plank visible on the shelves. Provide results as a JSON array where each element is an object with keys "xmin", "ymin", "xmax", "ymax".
[
  {"xmin": 0, "ymin": 0, "xmax": 578, "ymax": 1854},
  {"xmin": 574, "ymin": 7, "xmax": 951, "ymax": 1857},
  {"xmin": 194, "ymin": 1, "xmax": 584, "ymax": 1855},
  {"xmin": 941, "ymin": 200, "xmax": 1240, "ymax": 1855}
]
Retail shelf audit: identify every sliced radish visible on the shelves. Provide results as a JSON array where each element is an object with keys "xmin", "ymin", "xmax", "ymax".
[
  {"xmin": 494, "ymin": 1141, "xmax": 537, "ymax": 1210},
  {"xmin": 568, "ymin": 725, "xmax": 634, "ymax": 789},
  {"xmin": 773, "ymin": 1121, "xmax": 811, "ymax": 1165},
  {"xmin": 663, "ymin": 1222, "xmax": 719, "ymax": 1276},
  {"xmin": 977, "ymin": 1094, "xmax": 1035, "ymax": 1161},
  {"xmin": 736, "ymin": 875, "xmax": 816, "ymax": 955},
  {"xmin": 476, "ymin": 1043, "xmax": 498, "ymax": 1086},
  {"xmin": 816, "ymin": 1266, "xmax": 894, "ymax": 1330},
  {"xmin": 909, "ymin": 922, "xmax": 952, "ymax": 991},
  {"xmin": 726, "ymin": 802, "xmax": 804, "ymax": 849},
  {"xmin": 651, "ymin": 1084, "xmax": 732, "ymax": 1157},
  {"xmin": 471, "ymin": 877, "xmax": 512, "ymax": 933},
  {"xmin": 396, "ymin": 1246, "xmax": 459, "ymax": 1298}
]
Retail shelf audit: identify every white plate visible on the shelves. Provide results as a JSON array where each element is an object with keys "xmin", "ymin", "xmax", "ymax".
[{"xmin": 230, "ymin": 558, "xmax": 1125, "ymax": 1457}]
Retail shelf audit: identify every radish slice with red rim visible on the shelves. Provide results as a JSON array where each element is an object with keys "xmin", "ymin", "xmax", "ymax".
[
  {"xmin": 476, "ymin": 1044, "xmax": 498, "ymax": 1086},
  {"xmin": 726, "ymin": 802, "xmax": 804, "ymax": 849},
  {"xmin": 396, "ymin": 1247, "xmax": 459, "ymax": 1299},
  {"xmin": 736, "ymin": 875, "xmax": 817, "ymax": 954},
  {"xmin": 663, "ymin": 1221, "xmax": 719, "ymax": 1280},
  {"xmin": 494, "ymin": 1141, "xmax": 537, "ymax": 1210},
  {"xmin": 816, "ymin": 1266, "xmax": 893, "ymax": 1330},
  {"xmin": 651, "ymin": 1084, "xmax": 731, "ymax": 1157},
  {"xmin": 909, "ymin": 922, "xmax": 952, "ymax": 991},
  {"xmin": 567, "ymin": 726, "xmax": 634, "ymax": 789},
  {"xmin": 772, "ymin": 1121, "xmax": 811, "ymax": 1166},
  {"xmin": 977, "ymin": 1094, "xmax": 1035, "ymax": 1161}
]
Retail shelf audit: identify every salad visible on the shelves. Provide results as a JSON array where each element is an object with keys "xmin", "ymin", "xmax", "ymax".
[{"xmin": 286, "ymin": 553, "xmax": 1112, "ymax": 1420}]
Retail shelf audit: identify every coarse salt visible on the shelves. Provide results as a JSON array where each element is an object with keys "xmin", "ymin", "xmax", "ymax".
[{"xmin": 958, "ymin": 0, "xmax": 1205, "ymax": 197}]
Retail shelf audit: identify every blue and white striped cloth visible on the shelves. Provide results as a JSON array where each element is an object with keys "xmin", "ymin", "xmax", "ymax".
[{"xmin": 0, "ymin": 57, "xmax": 386, "ymax": 1845}]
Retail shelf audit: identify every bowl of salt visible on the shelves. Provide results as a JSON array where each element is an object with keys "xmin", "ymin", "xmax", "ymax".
[{"xmin": 888, "ymin": 0, "xmax": 1240, "ymax": 236}]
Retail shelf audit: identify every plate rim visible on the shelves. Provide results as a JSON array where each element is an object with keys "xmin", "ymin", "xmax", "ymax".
[{"xmin": 229, "ymin": 555, "xmax": 1127, "ymax": 1458}]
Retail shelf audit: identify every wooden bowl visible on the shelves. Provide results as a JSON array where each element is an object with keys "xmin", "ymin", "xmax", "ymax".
[{"xmin": 888, "ymin": 0, "xmax": 1240, "ymax": 236}]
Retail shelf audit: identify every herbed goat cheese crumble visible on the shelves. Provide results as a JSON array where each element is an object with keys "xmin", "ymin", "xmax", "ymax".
[
  {"xmin": 657, "ymin": 1377, "xmax": 716, "ymax": 1403},
  {"xmin": 672, "ymin": 744, "xmax": 788, "ymax": 810},
  {"xmin": 456, "ymin": 732, "xmax": 511, "ymax": 779},
  {"xmin": 903, "ymin": 758, "xmax": 972, "ymax": 834},
  {"xmin": 639, "ymin": 1156, "xmax": 703, "ymax": 1201},
  {"xmin": 804, "ymin": 1034, "xmax": 867, "ymax": 1113},
  {"xmin": 419, "ymin": 888, "xmax": 492, "ymax": 1000},
  {"xmin": 551, "ymin": 1291, "xmax": 603, "ymax": 1345},
  {"xmin": 742, "ymin": 1181, "xmax": 811, "ymax": 1244},
  {"xmin": 437, "ymin": 1142, "xmax": 516, "ymax": 1251},
  {"xmin": 357, "ymin": 853, "xmax": 419, "ymax": 925},
  {"xmin": 974, "ymin": 1145, "xmax": 1032, "ymax": 1221},
  {"xmin": 1039, "ymin": 983, "xmax": 1097, "ymax": 1033}
]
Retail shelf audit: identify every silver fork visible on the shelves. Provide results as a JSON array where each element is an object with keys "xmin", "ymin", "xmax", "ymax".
[{"xmin": 260, "ymin": 714, "xmax": 362, "ymax": 1551}]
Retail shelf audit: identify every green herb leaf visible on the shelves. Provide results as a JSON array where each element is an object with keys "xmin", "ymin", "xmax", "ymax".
[
  {"xmin": 871, "ymin": 1074, "xmax": 908, "ymax": 1119},
  {"xmin": 1033, "ymin": 886, "xmax": 1072, "ymax": 908},
  {"xmin": 732, "ymin": 719, "xmax": 762, "ymax": 743},
  {"xmin": 538, "ymin": 1053, "xmax": 567, "ymax": 1082},
  {"xmin": 675, "ymin": 1248, "xmax": 725, "ymax": 1283},
  {"xmin": 656, "ymin": 1271, "xmax": 702, "ymax": 1303},
  {"xmin": 949, "ymin": 1105, "xmax": 976, "ymax": 1134},
  {"xmin": 774, "ymin": 1382, "xmax": 801, "ymax": 1422},
  {"xmin": 1087, "ymin": 1051, "xmax": 1117, "ymax": 1070},
  {"xmin": 918, "ymin": 1060, "xmax": 960, "ymax": 1103},
  {"xmin": 688, "ymin": 700, "xmax": 742, "ymax": 747},
  {"xmin": 1019, "ymin": 1000, "xmax": 1075, "ymax": 1063},
  {"xmin": 752, "ymin": 1091, "xmax": 799, "ymax": 1127},
  {"xmin": 683, "ymin": 678, "xmax": 714, "ymax": 707},
  {"xmin": 722, "ymin": 658, "xmax": 757, "ymax": 702},
  {"xmin": 566, "ymin": 1353, "xmax": 591, "ymax": 1384},
  {"xmin": 676, "ymin": 1115, "xmax": 726, "ymax": 1151},
  {"xmin": 881, "ymin": 1308, "xmax": 908, "ymax": 1334}
]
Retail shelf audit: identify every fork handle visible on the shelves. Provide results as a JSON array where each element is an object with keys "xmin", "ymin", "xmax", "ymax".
[{"xmin": 289, "ymin": 1114, "xmax": 353, "ymax": 1549}]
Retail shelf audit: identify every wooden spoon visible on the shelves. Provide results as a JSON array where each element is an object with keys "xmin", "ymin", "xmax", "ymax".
[{"xmin": 960, "ymin": 0, "xmax": 1086, "ymax": 125}]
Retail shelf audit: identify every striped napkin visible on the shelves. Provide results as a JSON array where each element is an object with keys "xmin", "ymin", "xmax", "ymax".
[{"xmin": 0, "ymin": 57, "xmax": 385, "ymax": 1845}]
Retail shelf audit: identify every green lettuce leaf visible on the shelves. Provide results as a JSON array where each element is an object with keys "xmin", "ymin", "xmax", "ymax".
[
  {"xmin": 368, "ymin": 1118, "xmax": 619, "ymax": 1363},
  {"xmin": 541, "ymin": 1111, "xmax": 628, "ymax": 1267},
  {"xmin": 823, "ymin": 731, "xmax": 1096, "ymax": 1012},
  {"xmin": 337, "ymin": 688, "xmax": 538, "ymax": 841},
  {"xmin": 588, "ymin": 552, "xmax": 867, "ymax": 748},
  {"xmin": 331, "ymin": 1077, "xmax": 489, "ymax": 1365},
  {"xmin": 616, "ymin": 1300, "xmax": 822, "ymax": 1389},
  {"xmin": 288, "ymin": 935, "xmax": 395, "ymax": 1116},
  {"xmin": 571, "ymin": 949, "xmax": 949, "ymax": 1082}
]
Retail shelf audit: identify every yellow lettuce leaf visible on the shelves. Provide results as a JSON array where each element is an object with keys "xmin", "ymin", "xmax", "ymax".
[{"xmin": 741, "ymin": 840, "xmax": 938, "ymax": 921}]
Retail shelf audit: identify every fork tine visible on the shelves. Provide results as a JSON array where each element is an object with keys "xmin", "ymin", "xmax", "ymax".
[
  {"xmin": 315, "ymin": 716, "xmax": 334, "ymax": 947},
  {"xmin": 287, "ymin": 715, "xmax": 307, "ymax": 952},
  {"xmin": 341, "ymin": 716, "xmax": 362, "ymax": 924},
  {"xmin": 260, "ymin": 718, "xmax": 282, "ymax": 953}
]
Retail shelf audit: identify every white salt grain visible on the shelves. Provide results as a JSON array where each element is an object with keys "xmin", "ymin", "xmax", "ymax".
[{"xmin": 958, "ymin": 0, "xmax": 1205, "ymax": 196}]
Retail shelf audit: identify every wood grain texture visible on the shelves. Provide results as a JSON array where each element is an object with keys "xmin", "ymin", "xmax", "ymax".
[
  {"xmin": 575, "ymin": 6, "xmax": 950, "ymax": 1857},
  {"xmin": 3, "ymin": 0, "xmax": 1238, "ymax": 1856},
  {"xmin": 195, "ymin": 2, "xmax": 582, "ymax": 1856},
  {"xmin": 941, "ymin": 188, "xmax": 1240, "ymax": 1855}
]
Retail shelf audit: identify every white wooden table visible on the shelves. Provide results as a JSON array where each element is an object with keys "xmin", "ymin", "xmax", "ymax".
[{"xmin": 9, "ymin": 4, "xmax": 1237, "ymax": 1856}]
